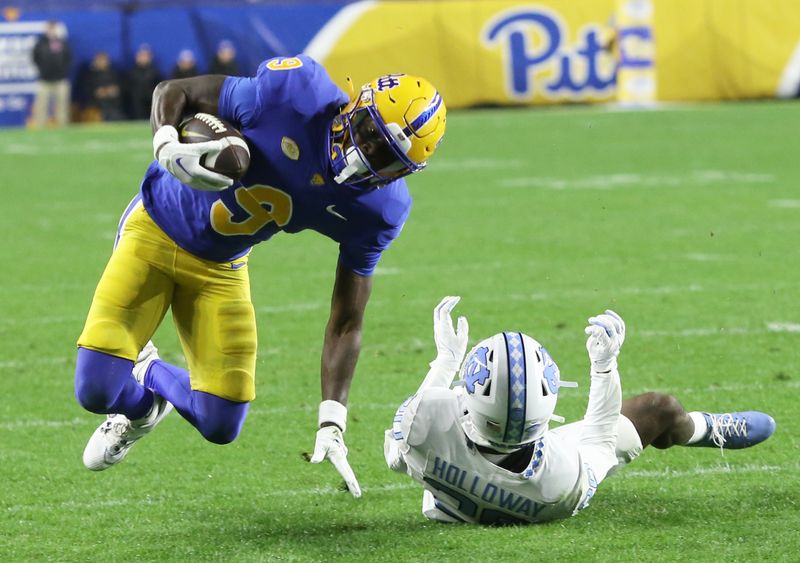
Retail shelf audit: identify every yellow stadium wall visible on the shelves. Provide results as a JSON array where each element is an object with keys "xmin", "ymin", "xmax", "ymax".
[
  {"xmin": 655, "ymin": 0, "xmax": 800, "ymax": 101},
  {"xmin": 309, "ymin": 0, "xmax": 800, "ymax": 107}
]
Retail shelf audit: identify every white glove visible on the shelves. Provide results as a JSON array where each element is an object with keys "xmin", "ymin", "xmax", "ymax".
[
  {"xmin": 430, "ymin": 296, "xmax": 469, "ymax": 373},
  {"xmin": 153, "ymin": 125, "xmax": 233, "ymax": 192},
  {"xmin": 584, "ymin": 309, "xmax": 626, "ymax": 373},
  {"xmin": 309, "ymin": 400, "xmax": 361, "ymax": 498},
  {"xmin": 383, "ymin": 429, "xmax": 408, "ymax": 473}
]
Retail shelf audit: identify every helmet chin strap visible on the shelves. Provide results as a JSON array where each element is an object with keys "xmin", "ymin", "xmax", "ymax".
[{"xmin": 333, "ymin": 145, "xmax": 369, "ymax": 184}]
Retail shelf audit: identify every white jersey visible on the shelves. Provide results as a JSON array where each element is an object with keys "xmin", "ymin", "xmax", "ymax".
[
  {"xmin": 385, "ymin": 387, "xmax": 594, "ymax": 524},
  {"xmin": 384, "ymin": 369, "xmax": 637, "ymax": 524}
]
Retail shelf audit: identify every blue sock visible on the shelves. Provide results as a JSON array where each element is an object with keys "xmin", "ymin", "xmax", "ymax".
[
  {"xmin": 144, "ymin": 360, "xmax": 249, "ymax": 444},
  {"xmin": 74, "ymin": 347, "xmax": 154, "ymax": 420}
]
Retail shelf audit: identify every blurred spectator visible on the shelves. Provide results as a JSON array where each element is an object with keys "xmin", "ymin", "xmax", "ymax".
[
  {"xmin": 171, "ymin": 49, "xmax": 199, "ymax": 79},
  {"xmin": 82, "ymin": 51, "xmax": 125, "ymax": 121},
  {"xmin": 30, "ymin": 20, "xmax": 71, "ymax": 128},
  {"xmin": 209, "ymin": 40, "xmax": 240, "ymax": 76},
  {"xmin": 126, "ymin": 44, "xmax": 162, "ymax": 120}
]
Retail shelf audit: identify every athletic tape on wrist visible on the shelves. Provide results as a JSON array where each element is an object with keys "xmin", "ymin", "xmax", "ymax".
[{"xmin": 318, "ymin": 400, "xmax": 347, "ymax": 432}]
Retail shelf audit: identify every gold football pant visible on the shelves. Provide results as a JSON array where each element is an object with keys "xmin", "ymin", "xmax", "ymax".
[{"xmin": 77, "ymin": 202, "xmax": 257, "ymax": 401}]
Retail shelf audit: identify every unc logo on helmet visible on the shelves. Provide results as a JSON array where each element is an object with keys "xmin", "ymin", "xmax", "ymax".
[
  {"xmin": 459, "ymin": 332, "xmax": 574, "ymax": 452},
  {"xmin": 329, "ymin": 73, "xmax": 446, "ymax": 187},
  {"xmin": 540, "ymin": 347, "xmax": 560, "ymax": 394},
  {"xmin": 463, "ymin": 347, "xmax": 491, "ymax": 394}
]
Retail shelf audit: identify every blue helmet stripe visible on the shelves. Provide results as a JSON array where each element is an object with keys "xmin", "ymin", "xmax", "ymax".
[
  {"xmin": 502, "ymin": 332, "xmax": 527, "ymax": 444},
  {"xmin": 402, "ymin": 92, "xmax": 442, "ymax": 136}
]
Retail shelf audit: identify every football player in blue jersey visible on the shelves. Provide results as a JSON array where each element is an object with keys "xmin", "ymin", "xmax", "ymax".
[{"xmin": 74, "ymin": 56, "xmax": 446, "ymax": 497}]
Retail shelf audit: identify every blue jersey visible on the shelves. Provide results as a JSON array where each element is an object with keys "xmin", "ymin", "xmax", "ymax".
[{"xmin": 141, "ymin": 55, "xmax": 411, "ymax": 276}]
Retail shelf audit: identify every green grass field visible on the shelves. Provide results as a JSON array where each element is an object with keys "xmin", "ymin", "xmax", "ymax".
[{"xmin": 1, "ymin": 101, "xmax": 798, "ymax": 561}]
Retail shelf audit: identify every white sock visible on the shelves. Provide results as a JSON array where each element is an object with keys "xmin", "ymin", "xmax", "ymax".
[{"xmin": 685, "ymin": 411, "xmax": 709, "ymax": 444}]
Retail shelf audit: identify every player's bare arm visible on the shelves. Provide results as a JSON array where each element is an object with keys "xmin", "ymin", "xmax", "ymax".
[
  {"xmin": 321, "ymin": 263, "xmax": 373, "ymax": 406},
  {"xmin": 309, "ymin": 263, "xmax": 372, "ymax": 498},
  {"xmin": 150, "ymin": 75, "xmax": 226, "ymax": 131},
  {"xmin": 150, "ymin": 75, "xmax": 234, "ymax": 191}
]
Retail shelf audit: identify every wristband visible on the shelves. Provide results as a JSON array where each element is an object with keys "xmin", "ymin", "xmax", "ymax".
[
  {"xmin": 318, "ymin": 400, "xmax": 347, "ymax": 432},
  {"xmin": 590, "ymin": 358, "xmax": 618, "ymax": 375},
  {"xmin": 152, "ymin": 125, "xmax": 179, "ymax": 160}
]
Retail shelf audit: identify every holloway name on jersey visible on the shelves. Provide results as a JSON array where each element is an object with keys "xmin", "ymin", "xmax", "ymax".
[{"xmin": 386, "ymin": 387, "xmax": 596, "ymax": 525}]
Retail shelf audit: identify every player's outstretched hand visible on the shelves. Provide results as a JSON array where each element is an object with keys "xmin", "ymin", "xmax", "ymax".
[
  {"xmin": 310, "ymin": 425, "xmax": 362, "ymax": 498},
  {"xmin": 431, "ymin": 296, "xmax": 469, "ymax": 373},
  {"xmin": 153, "ymin": 125, "xmax": 234, "ymax": 192},
  {"xmin": 584, "ymin": 309, "xmax": 625, "ymax": 373}
]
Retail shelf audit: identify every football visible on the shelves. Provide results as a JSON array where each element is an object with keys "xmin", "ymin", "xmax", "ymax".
[{"xmin": 179, "ymin": 112, "xmax": 250, "ymax": 180}]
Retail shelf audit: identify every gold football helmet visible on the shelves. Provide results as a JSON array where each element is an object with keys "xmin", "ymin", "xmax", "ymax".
[{"xmin": 330, "ymin": 73, "xmax": 446, "ymax": 187}]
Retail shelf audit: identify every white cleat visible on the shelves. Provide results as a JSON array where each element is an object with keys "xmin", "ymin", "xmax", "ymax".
[{"xmin": 82, "ymin": 341, "xmax": 173, "ymax": 471}]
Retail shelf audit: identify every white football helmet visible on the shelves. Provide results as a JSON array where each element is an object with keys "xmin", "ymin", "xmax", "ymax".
[{"xmin": 459, "ymin": 332, "xmax": 569, "ymax": 452}]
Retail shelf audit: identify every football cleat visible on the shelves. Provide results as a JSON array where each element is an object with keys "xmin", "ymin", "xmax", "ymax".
[
  {"xmin": 82, "ymin": 342, "xmax": 173, "ymax": 471},
  {"xmin": 690, "ymin": 411, "xmax": 776, "ymax": 450}
]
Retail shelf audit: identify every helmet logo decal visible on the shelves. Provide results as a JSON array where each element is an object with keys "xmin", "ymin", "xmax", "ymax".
[
  {"xmin": 503, "ymin": 332, "xmax": 527, "ymax": 445},
  {"xmin": 540, "ymin": 347, "xmax": 560, "ymax": 394},
  {"xmin": 376, "ymin": 74, "xmax": 403, "ymax": 91},
  {"xmin": 463, "ymin": 347, "xmax": 491, "ymax": 394}
]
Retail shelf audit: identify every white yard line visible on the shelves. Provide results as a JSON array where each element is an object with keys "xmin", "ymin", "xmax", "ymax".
[
  {"xmin": 424, "ymin": 158, "xmax": 526, "ymax": 172},
  {"xmin": 766, "ymin": 322, "xmax": 800, "ymax": 333},
  {"xmin": 0, "ymin": 356, "xmax": 73, "ymax": 369},
  {"xmin": 0, "ymin": 417, "xmax": 84, "ymax": 430},
  {"xmin": 768, "ymin": 199, "xmax": 800, "ymax": 209},
  {"xmin": 683, "ymin": 253, "xmax": 733, "ymax": 262},
  {"xmin": 1, "ymin": 316, "xmax": 796, "ymax": 372},
  {"xmin": 0, "ymin": 315, "xmax": 82, "ymax": 327},
  {"xmin": 620, "ymin": 463, "xmax": 799, "ymax": 480},
  {"xmin": 498, "ymin": 170, "xmax": 775, "ymax": 190},
  {"xmin": 4, "ymin": 462, "xmax": 796, "ymax": 514},
  {"xmin": 0, "ymin": 139, "xmax": 149, "ymax": 156},
  {"xmin": 6, "ymin": 378, "xmax": 798, "ymax": 431}
]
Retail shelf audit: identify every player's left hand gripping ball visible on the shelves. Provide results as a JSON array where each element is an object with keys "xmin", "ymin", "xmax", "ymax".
[
  {"xmin": 153, "ymin": 113, "xmax": 250, "ymax": 192},
  {"xmin": 310, "ymin": 401, "xmax": 361, "ymax": 498}
]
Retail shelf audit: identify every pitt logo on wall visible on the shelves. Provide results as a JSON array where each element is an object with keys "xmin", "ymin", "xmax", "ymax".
[{"xmin": 482, "ymin": 6, "xmax": 617, "ymax": 102}]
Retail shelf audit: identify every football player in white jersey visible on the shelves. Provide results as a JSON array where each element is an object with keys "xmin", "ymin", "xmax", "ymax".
[{"xmin": 384, "ymin": 297, "xmax": 776, "ymax": 524}]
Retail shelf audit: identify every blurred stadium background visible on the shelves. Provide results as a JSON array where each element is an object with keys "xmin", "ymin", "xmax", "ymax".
[
  {"xmin": 1, "ymin": 1, "xmax": 799, "ymax": 561},
  {"xmin": 3, "ymin": 0, "xmax": 800, "ymax": 125}
]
